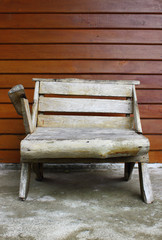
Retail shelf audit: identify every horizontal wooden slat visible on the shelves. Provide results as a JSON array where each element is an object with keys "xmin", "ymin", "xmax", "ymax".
[
  {"xmin": 0, "ymin": 134, "xmax": 161, "ymax": 151},
  {"xmin": 0, "ymin": 89, "xmax": 34, "ymax": 103},
  {"xmin": 0, "ymin": 149, "xmax": 161, "ymax": 163},
  {"xmin": 37, "ymin": 79, "xmax": 139, "ymax": 85},
  {"xmin": 0, "ymin": 14, "xmax": 162, "ymax": 29},
  {"xmin": 1, "ymin": 44, "xmax": 162, "ymax": 60},
  {"xmin": 149, "ymin": 151, "xmax": 162, "ymax": 163},
  {"xmin": 0, "ymin": 60, "xmax": 162, "ymax": 74},
  {"xmin": 0, "ymin": 120, "xmax": 25, "ymax": 133},
  {"xmin": 0, "ymin": 30, "xmax": 162, "ymax": 44},
  {"xmin": 0, "ymin": 74, "xmax": 162, "ymax": 88},
  {"xmin": 0, "ymin": 135, "xmax": 24, "ymax": 149},
  {"xmin": 0, "ymin": 150, "xmax": 20, "ymax": 163},
  {"xmin": 137, "ymin": 90, "xmax": 162, "ymax": 103},
  {"xmin": 141, "ymin": 119, "xmax": 162, "ymax": 134},
  {"xmin": 139, "ymin": 105, "xmax": 162, "ymax": 118},
  {"xmin": 1, "ymin": 119, "xmax": 162, "ymax": 134},
  {"xmin": 146, "ymin": 135, "xmax": 162, "ymax": 150},
  {"xmin": 0, "ymin": 0, "xmax": 162, "ymax": 13},
  {"xmin": 1, "ymin": 89, "xmax": 162, "ymax": 104},
  {"xmin": 0, "ymin": 150, "xmax": 161, "ymax": 163},
  {"xmin": 38, "ymin": 115, "xmax": 134, "ymax": 129},
  {"xmin": 1, "ymin": 104, "xmax": 161, "ymax": 119},
  {"xmin": 40, "ymin": 82, "xmax": 133, "ymax": 96},
  {"xmin": 38, "ymin": 97, "xmax": 133, "ymax": 114}
]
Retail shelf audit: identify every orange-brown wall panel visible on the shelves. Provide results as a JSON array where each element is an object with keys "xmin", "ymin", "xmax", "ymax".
[{"xmin": 0, "ymin": 30, "xmax": 162, "ymax": 44}]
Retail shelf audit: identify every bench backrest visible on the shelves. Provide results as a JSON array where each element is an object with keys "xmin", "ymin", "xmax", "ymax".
[{"xmin": 32, "ymin": 79, "xmax": 140, "ymax": 130}]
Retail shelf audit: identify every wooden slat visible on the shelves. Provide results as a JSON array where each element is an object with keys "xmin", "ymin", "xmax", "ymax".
[
  {"xmin": 38, "ymin": 97, "xmax": 133, "ymax": 114},
  {"xmin": 1, "ymin": 89, "xmax": 162, "ymax": 104},
  {"xmin": 0, "ymin": 0, "xmax": 162, "ymax": 13},
  {"xmin": 0, "ymin": 89, "xmax": 33, "ymax": 103},
  {"xmin": 38, "ymin": 115, "xmax": 134, "ymax": 129},
  {"xmin": 0, "ymin": 60, "xmax": 161, "ymax": 74},
  {"xmin": 40, "ymin": 82, "xmax": 133, "ymax": 97},
  {"xmin": 1, "ymin": 104, "xmax": 161, "ymax": 119},
  {"xmin": 0, "ymin": 30, "xmax": 162, "ymax": 44},
  {"xmin": 0, "ymin": 120, "xmax": 25, "ymax": 133},
  {"xmin": 0, "ymin": 14, "xmax": 162, "ymax": 29},
  {"xmin": 0, "ymin": 150, "xmax": 161, "ymax": 163},
  {"xmin": 0, "ymin": 134, "xmax": 161, "ymax": 151},
  {"xmin": 38, "ymin": 79, "xmax": 139, "ymax": 85},
  {"xmin": 137, "ymin": 90, "xmax": 162, "ymax": 103},
  {"xmin": 0, "ymin": 150, "xmax": 20, "ymax": 163},
  {"xmin": 133, "ymin": 85, "xmax": 142, "ymax": 133},
  {"xmin": 149, "ymin": 151, "xmax": 162, "ymax": 163},
  {"xmin": 0, "ymin": 135, "xmax": 24, "ymax": 149},
  {"xmin": 1, "ymin": 45, "xmax": 162, "ymax": 60},
  {"xmin": 146, "ymin": 135, "xmax": 162, "ymax": 150},
  {"xmin": 1, "ymin": 119, "xmax": 162, "ymax": 134},
  {"xmin": 139, "ymin": 105, "xmax": 162, "ymax": 118},
  {"xmin": 142, "ymin": 119, "xmax": 162, "ymax": 134},
  {"xmin": 0, "ymin": 74, "xmax": 162, "ymax": 88}
]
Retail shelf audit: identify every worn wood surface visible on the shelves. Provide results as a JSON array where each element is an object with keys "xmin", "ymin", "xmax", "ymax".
[
  {"xmin": 40, "ymin": 82, "xmax": 133, "ymax": 96},
  {"xmin": 133, "ymin": 86, "xmax": 143, "ymax": 133},
  {"xmin": 21, "ymin": 98, "xmax": 33, "ymax": 134},
  {"xmin": 138, "ymin": 163, "xmax": 154, "ymax": 203},
  {"xmin": 31, "ymin": 81, "xmax": 39, "ymax": 130},
  {"xmin": 8, "ymin": 85, "xmax": 26, "ymax": 115},
  {"xmin": 0, "ymin": 150, "xmax": 160, "ymax": 163},
  {"xmin": 19, "ymin": 163, "xmax": 31, "ymax": 200},
  {"xmin": 38, "ymin": 115, "xmax": 133, "ymax": 129},
  {"xmin": 38, "ymin": 97, "xmax": 132, "ymax": 114},
  {"xmin": 21, "ymin": 127, "xmax": 149, "ymax": 160}
]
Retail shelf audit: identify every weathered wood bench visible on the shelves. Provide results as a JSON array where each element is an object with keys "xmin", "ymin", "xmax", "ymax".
[{"xmin": 8, "ymin": 78, "xmax": 154, "ymax": 203}]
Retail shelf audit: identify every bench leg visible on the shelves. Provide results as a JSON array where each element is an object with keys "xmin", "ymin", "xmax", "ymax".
[
  {"xmin": 138, "ymin": 163, "xmax": 154, "ymax": 204},
  {"xmin": 19, "ymin": 163, "xmax": 31, "ymax": 200},
  {"xmin": 124, "ymin": 162, "xmax": 135, "ymax": 181},
  {"xmin": 33, "ymin": 163, "xmax": 43, "ymax": 181}
]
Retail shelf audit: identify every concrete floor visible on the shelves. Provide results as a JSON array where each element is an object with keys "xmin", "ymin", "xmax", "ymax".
[{"xmin": 0, "ymin": 164, "xmax": 162, "ymax": 240}]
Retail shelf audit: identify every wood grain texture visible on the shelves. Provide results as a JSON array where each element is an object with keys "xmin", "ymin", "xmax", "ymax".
[
  {"xmin": 38, "ymin": 115, "xmax": 134, "ymax": 129},
  {"xmin": 1, "ymin": 89, "xmax": 162, "ymax": 104},
  {"xmin": 0, "ymin": 134, "xmax": 161, "ymax": 150},
  {"xmin": 0, "ymin": 150, "xmax": 161, "ymax": 163},
  {"xmin": 142, "ymin": 119, "xmax": 162, "ymax": 134},
  {"xmin": 1, "ymin": 119, "xmax": 162, "ymax": 134},
  {"xmin": 38, "ymin": 97, "xmax": 133, "ymax": 114},
  {"xmin": 1, "ymin": 30, "xmax": 162, "ymax": 44},
  {"xmin": 1, "ymin": 45, "xmax": 162, "ymax": 60},
  {"xmin": 40, "ymin": 82, "xmax": 133, "ymax": 96},
  {"xmin": 0, "ymin": 74, "xmax": 162, "ymax": 88},
  {"xmin": 1, "ymin": 0, "xmax": 162, "ymax": 13},
  {"xmin": 0, "ymin": 60, "xmax": 162, "ymax": 74},
  {"xmin": 1, "ymin": 104, "xmax": 161, "ymax": 118},
  {"xmin": 0, "ymin": 14, "xmax": 162, "ymax": 29}
]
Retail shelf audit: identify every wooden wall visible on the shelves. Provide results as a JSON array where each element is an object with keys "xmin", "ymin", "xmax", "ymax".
[{"xmin": 0, "ymin": 0, "xmax": 162, "ymax": 163}]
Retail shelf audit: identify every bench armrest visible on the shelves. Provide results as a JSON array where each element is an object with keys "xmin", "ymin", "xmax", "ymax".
[
  {"xmin": 8, "ymin": 85, "xmax": 33, "ymax": 134},
  {"xmin": 132, "ymin": 85, "xmax": 142, "ymax": 134}
]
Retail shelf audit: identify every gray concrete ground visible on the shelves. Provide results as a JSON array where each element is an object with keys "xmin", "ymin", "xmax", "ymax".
[{"xmin": 0, "ymin": 164, "xmax": 162, "ymax": 240}]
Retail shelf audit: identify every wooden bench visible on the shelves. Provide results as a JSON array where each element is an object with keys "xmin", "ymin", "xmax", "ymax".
[{"xmin": 8, "ymin": 78, "xmax": 154, "ymax": 203}]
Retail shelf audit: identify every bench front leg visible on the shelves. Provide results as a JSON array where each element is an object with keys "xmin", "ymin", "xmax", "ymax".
[
  {"xmin": 19, "ymin": 163, "xmax": 31, "ymax": 200},
  {"xmin": 138, "ymin": 162, "xmax": 154, "ymax": 204}
]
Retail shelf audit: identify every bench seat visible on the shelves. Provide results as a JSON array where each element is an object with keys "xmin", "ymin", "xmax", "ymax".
[{"xmin": 21, "ymin": 127, "xmax": 150, "ymax": 160}]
